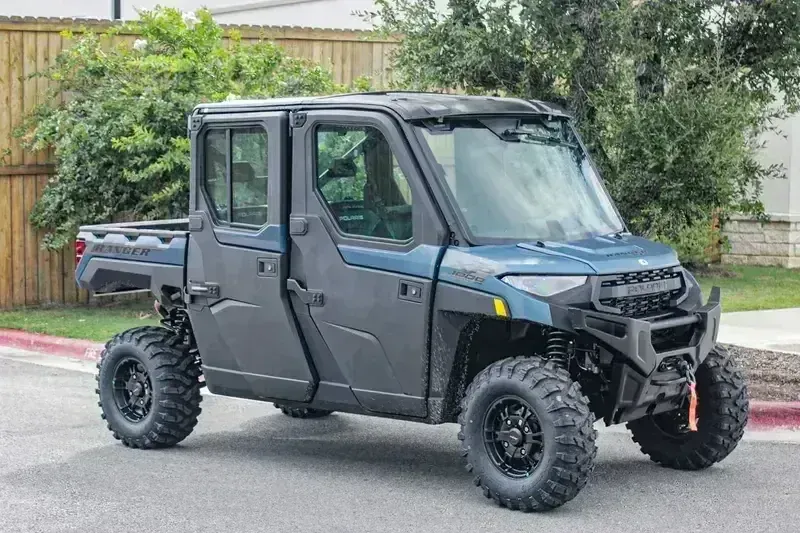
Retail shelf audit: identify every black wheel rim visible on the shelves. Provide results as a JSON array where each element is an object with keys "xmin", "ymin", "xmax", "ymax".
[
  {"xmin": 483, "ymin": 396, "xmax": 544, "ymax": 479},
  {"xmin": 111, "ymin": 357, "xmax": 152, "ymax": 423}
]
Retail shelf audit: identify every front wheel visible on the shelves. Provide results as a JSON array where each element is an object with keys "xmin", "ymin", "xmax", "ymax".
[
  {"xmin": 458, "ymin": 357, "xmax": 597, "ymax": 512},
  {"xmin": 627, "ymin": 345, "xmax": 749, "ymax": 470},
  {"xmin": 96, "ymin": 326, "xmax": 203, "ymax": 449}
]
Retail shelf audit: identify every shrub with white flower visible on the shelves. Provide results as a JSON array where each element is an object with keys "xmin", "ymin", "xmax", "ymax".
[
  {"xmin": 132, "ymin": 38, "xmax": 147, "ymax": 51},
  {"xmin": 182, "ymin": 11, "xmax": 199, "ymax": 28}
]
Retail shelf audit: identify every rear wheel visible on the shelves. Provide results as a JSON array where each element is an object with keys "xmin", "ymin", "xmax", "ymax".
[
  {"xmin": 458, "ymin": 357, "xmax": 597, "ymax": 512},
  {"xmin": 627, "ymin": 345, "xmax": 748, "ymax": 470},
  {"xmin": 96, "ymin": 326, "xmax": 202, "ymax": 449},
  {"xmin": 274, "ymin": 404, "xmax": 334, "ymax": 419}
]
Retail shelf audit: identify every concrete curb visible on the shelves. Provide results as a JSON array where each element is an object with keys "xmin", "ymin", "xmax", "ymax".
[
  {"xmin": 0, "ymin": 328, "xmax": 103, "ymax": 362},
  {"xmin": 1, "ymin": 328, "xmax": 798, "ymax": 429}
]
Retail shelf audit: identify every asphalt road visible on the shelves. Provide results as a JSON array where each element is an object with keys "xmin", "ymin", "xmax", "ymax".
[{"xmin": 1, "ymin": 351, "xmax": 799, "ymax": 533}]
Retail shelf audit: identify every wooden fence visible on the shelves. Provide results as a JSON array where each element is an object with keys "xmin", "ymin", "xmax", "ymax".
[{"xmin": 0, "ymin": 17, "xmax": 396, "ymax": 309}]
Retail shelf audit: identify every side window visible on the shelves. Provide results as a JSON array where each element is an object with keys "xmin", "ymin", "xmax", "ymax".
[
  {"xmin": 315, "ymin": 124, "xmax": 413, "ymax": 241},
  {"xmin": 202, "ymin": 126, "xmax": 269, "ymax": 227}
]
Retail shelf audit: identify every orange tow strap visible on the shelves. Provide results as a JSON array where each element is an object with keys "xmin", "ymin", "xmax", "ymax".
[{"xmin": 688, "ymin": 382, "xmax": 698, "ymax": 432}]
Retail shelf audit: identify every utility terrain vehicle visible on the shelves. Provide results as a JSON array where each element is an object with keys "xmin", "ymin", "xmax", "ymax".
[{"xmin": 78, "ymin": 92, "xmax": 748, "ymax": 512}]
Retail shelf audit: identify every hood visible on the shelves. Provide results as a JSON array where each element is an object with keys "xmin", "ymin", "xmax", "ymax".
[
  {"xmin": 517, "ymin": 234, "xmax": 679, "ymax": 275},
  {"xmin": 439, "ymin": 235, "xmax": 679, "ymax": 279}
]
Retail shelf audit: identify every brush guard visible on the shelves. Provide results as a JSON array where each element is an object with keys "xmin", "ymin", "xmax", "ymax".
[{"xmin": 568, "ymin": 287, "xmax": 721, "ymax": 424}]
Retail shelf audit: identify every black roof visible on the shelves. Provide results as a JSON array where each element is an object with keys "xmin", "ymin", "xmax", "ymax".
[{"xmin": 194, "ymin": 92, "xmax": 570, "ymax": 121}]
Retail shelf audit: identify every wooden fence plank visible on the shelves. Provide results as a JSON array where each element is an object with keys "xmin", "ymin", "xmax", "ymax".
[
  {"xmin": 331, "ymin": 40, "xmax": 343, "ymax": 84},
  {"xmin": 0, "ymin": 176, "xmax": 11, "ymax": 308},
  {"xmin": 20, "ymin": 33, "xmax": 39, "ymax": 305},
  {"xmin": 62, "ymin": 240, "xmax": 78, "ymax": 303},
  {"xmin": 23, "ymin": 174, "xmax": 38, "ymax": 304},
  {"xmin": 382, "ymin": 43, "xmax": 394, "ymax": 87},
  {"xmin": 47, "ymin": 31, "xmax": 61, "ymax": 162},
  {"xmin": 356, "ymin": 41, "xmax": 373, "ymax": 84},
  {"xmin": 10, "ymin": 175, "xmax": 25, "ymax": 306},
  {"xmin": 50, "ymin": 241, "xmax": 64, "ymax": 305},
  {"xmin": 0, "ymin": 32, "xmax": 10, "ymax": 160},
  {"xmin": 8, "ymin": 31, "xmax": 23, "ymax": 165},
  {"xmin": 319, "ymin": 40, "xmax": 334, "ymax": 73},
  {"xmin": 36, "ymin": 174, "xmax": 51, "ymax": 304},
  {"xmin": 22, "ymin": 31, "xmax": 36, "ymax": 166},
  {"xmin": 341, "ymin": 41, "xmax": 353, "ymax": 87},
  {"xmin": 35, "ymin": 31, "xmax": 49, "ymax": 166},
  {"xmin": 371, "ymin": 42, "xmax": 384, "ymax": 88}
]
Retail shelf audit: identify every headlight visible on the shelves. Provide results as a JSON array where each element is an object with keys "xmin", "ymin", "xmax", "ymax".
[{"xmin": 501, "ymin": 275, "xmax": 588, "ymax": 297}]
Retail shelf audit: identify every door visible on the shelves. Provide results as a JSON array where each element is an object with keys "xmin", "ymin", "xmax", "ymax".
[
  {"xmin": 289, "ymin": 110, "xmax": 448, "ymax": 417},
  {"xmin": 186, "ymin": 111, "xmax": 316, "ymax": 403}
]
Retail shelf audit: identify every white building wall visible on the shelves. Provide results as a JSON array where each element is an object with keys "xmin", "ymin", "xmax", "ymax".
[
  {"xmin": 2, "ymin": 0, "xmax": 377, "ymax": 28},
  {"xmin": 720, "ymin": 114, "xmax": 800, "ymax": 267},
  {"xmin": 207, "ymin": 0, "xmax": 374, "ymax": 30},
  {"xmin": 0, "ymin": 0, "xmax": 111, "ymax": 18}
]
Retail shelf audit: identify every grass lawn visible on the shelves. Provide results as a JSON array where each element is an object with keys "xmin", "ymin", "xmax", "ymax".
[
  {"xmin": 0, "ymin": 301, "xmax": 160, "ymax": 342},
  {"xmin": 696, "ymin": 265, "xmax": 800, "ymax": 313}
]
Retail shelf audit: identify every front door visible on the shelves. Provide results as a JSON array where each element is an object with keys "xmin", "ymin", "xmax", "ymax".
[
  {"xmin": 186, "ymin": 111, "xmax": 316, "ymax": 403},
  {"xmin": 289, "ymin": 110, "xmax": 448, "ymax": 417}
]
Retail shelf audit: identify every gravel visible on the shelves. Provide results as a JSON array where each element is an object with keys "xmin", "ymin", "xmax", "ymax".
[{"xmin": 723, "ymin": 344, "xmax": 800, "ymax": 402}]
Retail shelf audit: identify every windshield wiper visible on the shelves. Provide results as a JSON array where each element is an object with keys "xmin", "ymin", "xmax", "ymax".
[{"xmin": 500, "ymin": 129, "xmax": 579, "ymax": 150}]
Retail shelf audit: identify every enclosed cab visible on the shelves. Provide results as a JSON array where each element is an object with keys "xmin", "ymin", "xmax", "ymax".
[{"xmin": 78, "ymin": 93, "xmax": 748, "ymax": 512}]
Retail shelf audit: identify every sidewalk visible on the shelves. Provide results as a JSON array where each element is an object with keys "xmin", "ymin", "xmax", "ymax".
[{"xmin": 719, "ymin": 308, "xmax": 800, "ymax": 354}]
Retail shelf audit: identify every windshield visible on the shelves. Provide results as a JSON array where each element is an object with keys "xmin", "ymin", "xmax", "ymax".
[{"xmin": 415, "ymin": 117, "xmax": 625, "ymax": 243}]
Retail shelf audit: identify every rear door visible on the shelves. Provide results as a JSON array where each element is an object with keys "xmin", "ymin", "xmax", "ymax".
[
  {"xmin": 186, "ymin": 111, "xmax": 316, "ymax": 402},
  {"xmin": 288, "ymin": 109, "xmax": 448, "ymax": 417}
]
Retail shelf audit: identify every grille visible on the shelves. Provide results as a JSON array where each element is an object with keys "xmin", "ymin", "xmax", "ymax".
[{"xmin": 598, "ymin": 268, "xmax": 683, "ymax": 318}]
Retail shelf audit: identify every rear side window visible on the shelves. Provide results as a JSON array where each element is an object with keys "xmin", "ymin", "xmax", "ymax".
[{"xmin": 202, "ymin": 127, "xmax": 269, "ymax": 226}]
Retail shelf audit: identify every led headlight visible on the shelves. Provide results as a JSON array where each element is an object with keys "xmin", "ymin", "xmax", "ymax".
[{"xmin": 501, "ymin": 275, "xmax": 588, "ymax": 297}]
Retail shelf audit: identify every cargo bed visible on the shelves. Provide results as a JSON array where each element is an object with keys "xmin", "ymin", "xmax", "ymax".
[{"xmin": 75, "ymin": 219, "xmax": 189, "ymax": 299}]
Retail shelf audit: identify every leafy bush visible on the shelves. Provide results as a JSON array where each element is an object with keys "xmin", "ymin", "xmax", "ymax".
[
  {"xmin": 375, "ymin": 0, "xmax": 800, "ymax": 265},
  {"xmin": 19, "ymin": 7, "xmax": 360, "ymax": 248}
]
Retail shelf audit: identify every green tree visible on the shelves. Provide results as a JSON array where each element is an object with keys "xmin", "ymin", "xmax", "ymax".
[
  {"xmin": 375, "ymin": 0, "xmax": 800, "ymax": 264},
  {"xmin": 18, "ymin": 7, "xmax": 365, "ymax": 248}
]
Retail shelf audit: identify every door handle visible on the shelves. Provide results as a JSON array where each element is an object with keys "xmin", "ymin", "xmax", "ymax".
[
  {"xmin": 287, "ymin": 278, "xmax": 324, "ymax": 307},
  {"xmin": 398, "ymin": 280, "xmax": 423, "ymax": 303},
  {"xmin": 257, "ymin": 258, "xmax": 278, "ymax": 277}
]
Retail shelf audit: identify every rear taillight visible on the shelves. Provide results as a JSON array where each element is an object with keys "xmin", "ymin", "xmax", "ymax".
[{"xmin": 75, "ymin": 239, "xmax": 86, "ymax": 267}]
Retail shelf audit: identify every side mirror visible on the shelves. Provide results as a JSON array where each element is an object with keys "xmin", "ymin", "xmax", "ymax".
[{"xmin": 326, "ymin": 157, "xmax": 358, "ymax": 178}]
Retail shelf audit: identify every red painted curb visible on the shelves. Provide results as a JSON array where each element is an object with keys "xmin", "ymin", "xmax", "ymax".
[
  {"xmin": 749, "ymin": 401, "xmax": 800, "ymax": 429},
  {"xmin": 0, "ymin": 328, "xmax": 103, "ymax": 361}
]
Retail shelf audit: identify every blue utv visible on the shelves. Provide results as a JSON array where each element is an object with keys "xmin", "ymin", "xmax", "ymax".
[{"xmin": 76, "ymin": 93, "xmax": 748, "ymax": 511}]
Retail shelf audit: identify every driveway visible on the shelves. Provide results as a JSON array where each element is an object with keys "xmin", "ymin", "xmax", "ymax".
[{"xmin": 1, "ymin": 351, "xmax": 798, "ymax": 533}]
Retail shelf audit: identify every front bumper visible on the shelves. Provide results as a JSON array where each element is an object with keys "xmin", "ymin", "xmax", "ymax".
[{"xmin": 564, "ymin": 287, "xmax": 722, "ymax": 424}]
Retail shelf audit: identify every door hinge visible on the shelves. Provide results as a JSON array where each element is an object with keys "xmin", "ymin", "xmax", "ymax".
[
  {"xmin": 289, "ymin": 217, "xmax": 308, "ymax": 235},
  {"xmin": 290, "ymin": 112, "xmax": 307, "ymax": 129},
  {"xmin": 188, "ymin": 214, "xmax": 203, "ymax": 231},
  {"xmin": 188, "ymin": 114, "xmax": 203, "ymax": 132},
  {"xmin": 287, "ymin": 278, "xmax": 323, "ymax": 307},
  {"xmin": 187, "ymin": 281, "xmax": 220, "ymax": 298},
  {"xmin": 448, "ymin": 231, "xmax": 460, "ymax": 247}
]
